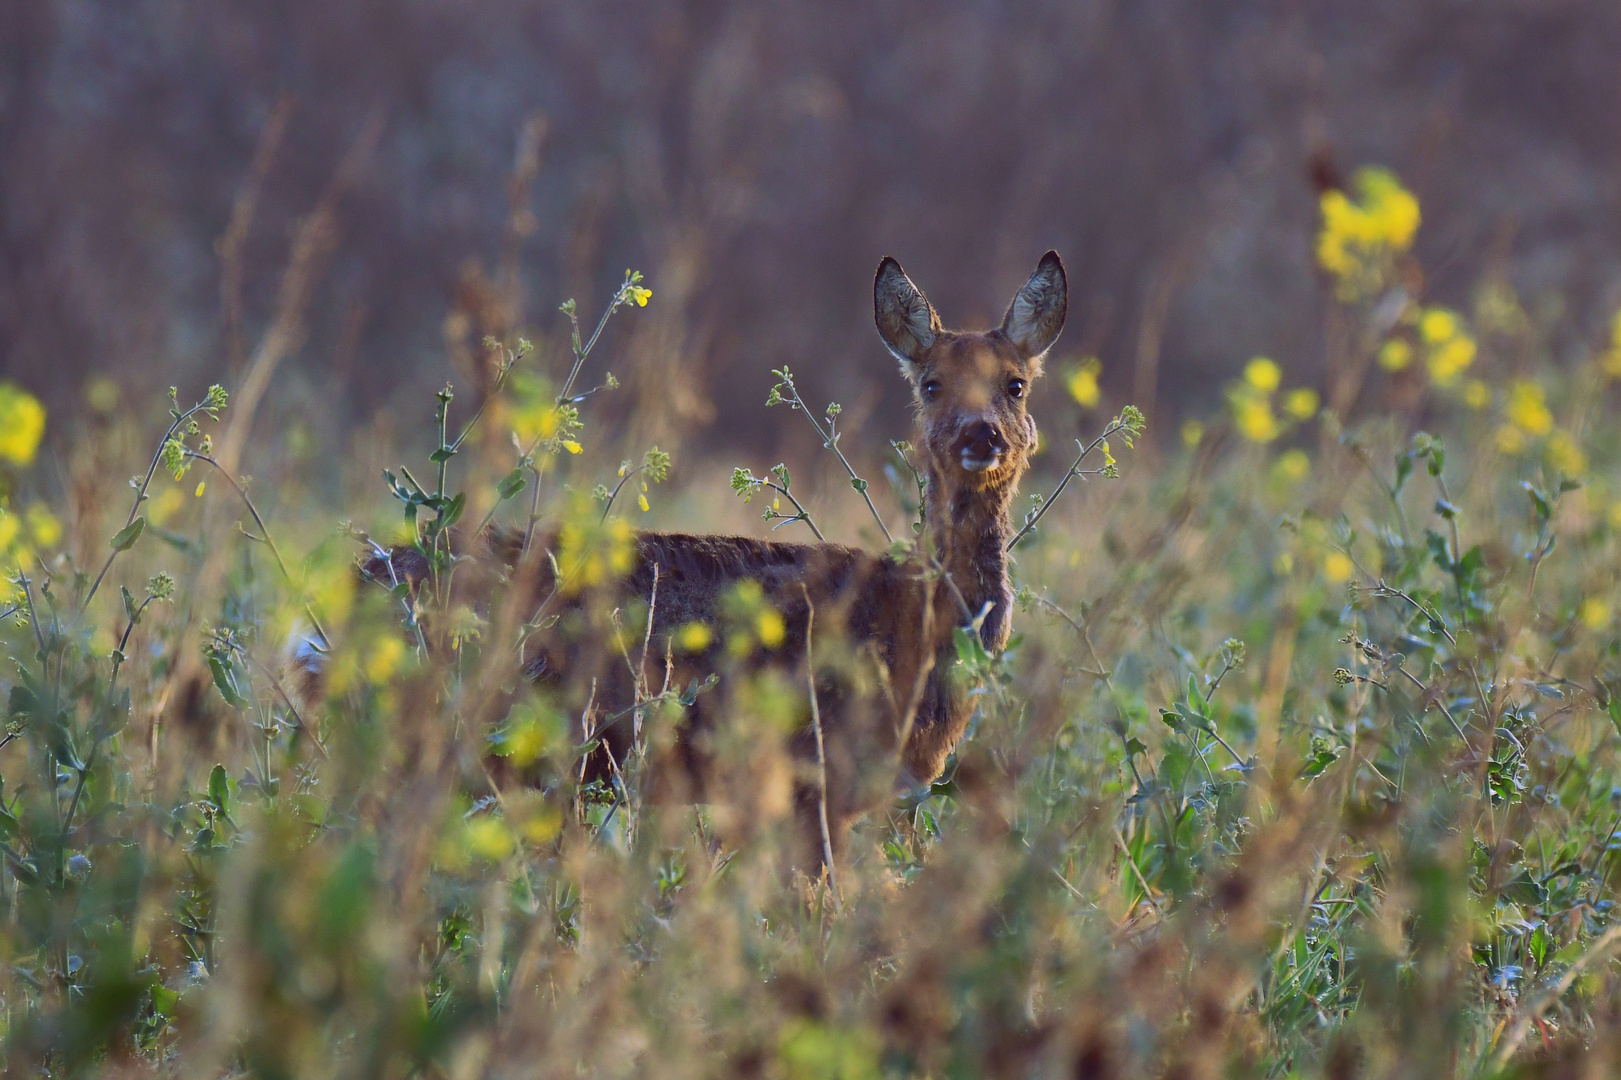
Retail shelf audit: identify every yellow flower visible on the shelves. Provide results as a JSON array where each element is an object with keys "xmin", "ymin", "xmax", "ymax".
[
  {"xmin": 518, "ymin": 802, "xmax": 562, "ymax": 844},
  {"xmin": 25, "ymin": 505, "xmax": 61, "ymax": 549},
  {"xmin": 1505, "ymin": 381, "xmax": 1552, "ymax": 436},
  {"xmin": 556, "ymin": 499, "xmax": 636, "ymax": 594},
  {"xmin": 364, "ymin": 635, "xmax": 407, "ymax": 684},
  {"xmin": 1425, "ymin": 335, "xmax": 1476, "ymax": 387},
  {"xmin": 756, "ymin": 608, "xmax": 786, "ymax": 649},
  {"xmin": 0, "ymin": 510, "xmax": 19, "ymax": 554},
  {"xmin": 1323, "ymin": 551, "xmax": 1355, "ymax": 583},
  {"xmin": 1281, "ymin": 388, "xmax": 1319, "ymax": 421},
  {"xmin": 1272, "ymin": 449, "xmax": 1311, "ymax": 484},
  {"xmin": 1601, "ymin": 308, "xmax": 1621, "ymax": 378},
  {"xmin": 1315, "ymin": 168, "xmax": 1420, "ymax": 299},
  {"xmin": 1461, "ymin": 379, "xmax": 1491, "ymax": 410},
  {"xmin": 1234, "ymin": 397, "xmax": 1280, "ymax": 443},
  {"xmin": 1546, "ymin": 430, "xmax": 1586, "ymax": 476},
  {"xmin": 638, "ymin": 493, "xmax": 650, "ymax": 512},
  {"xmin": 1580, "ymin": 598, "xmax": 1612, "ymax": 631},
  {"xmin": 1420, "ymin": 308, "xmax": 1458, "ymax": 345},
  {"xmin": 195, "ymin": 481, "xmax": 206, "ymax": 498},
  {"xmin": 676, "ymin": 621, "xmax": 713, "ymax": 653},
  {"xmin": 148, "ymin": 486, "xmax": 185, "ymax": 526},
  {"xmin": 628, "ymin": 285, "xmax": 652, "ymax": 307},
  {"xmin": 0, "ymin": 383, "xmax": 46, "ymax": 466},
  {"xmin": 1360, "ymin": 168, "xmax": 1421, "ymax": 250},
  {"xmin": 1180, "ymin": 419, "xmax": 1204, "ymax": 448},
  {"xmin": 1494, "ymin": 425, "xmax": 1526, "ymax": 455},
  {"xmin": 1066, "ymin": 358, "xmax": 1102, "ymax": 409},
  {"xmin": 562, "ymin": 440, "xmax": 582, "ymax": 455},
  {"xmin": 1244, "ymin": 357, "xmax": 1281, "ymax": 392},
  {"xmin": 1377, "ymin": 339, "xmax": 1412, "ymax": 372},
  {"xmin": 464, "ymin": 816, "xmax": 515, "ymax": 862}
]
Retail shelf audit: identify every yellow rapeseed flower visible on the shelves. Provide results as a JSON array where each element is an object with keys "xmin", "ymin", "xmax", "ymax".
[
  {"xmin": 1272, "ymin": 449, "xmax": 1311, "ymax": 484},
  {"xmin": 556, "ymin": 503, "xmax": 636, "ymax": 594},
  {"xmin": 1282, "ymin": 388, "xmax": 1319, "ymax": 421},
  {"xmin": 464, "ymin": 816, "xmax": 515, "ymax": 862},
  {"xmin": 1066, "ymin": 358, "xmax": 1102, "ymax": 409},
  {"xmin": 1601, "ymin": 308, "xmax": 1621, "ymax": 378},
  {"xmin": 1244, "ymin": 357, "xmax": 1281, "ymax": 392},
  {"xmin": 1323, "ymin": 551, "xmax": 1355, "ymax": 583},
  {"xmin": 1377, "ymin": 339, "xmax": 1412, "ymax": 372},
  {"xmin": 365, "ymin": 635, "xmax": 407, "ymax": 684},
  {"xmin": 518, "ymin": 802, "xmax": 562, "ymax": 843},
  {"xmin": 676, "ymin": 621, "xmax": 713, "ymax": 653},
  {"xmin": 1546, "ymin": 430, "xmax": 1586, "ymax": 476},
  {"xmin": 1426, "ymin": 335, "xmax": 1476, "ymax": 387},
  {"xmin": 1505, "ymin": 381, "xmax": 1552, "ymax": 436},
  {"xmin": 1234, "ymin": 397, "xmax": 1280, "ymax": 443},
  {"xmin": 756, "ymin": 609, "xmax": 786, "ymax": 649},
  {"xmin": 1580, "ymin": 598, "xmax": 1612, "ymax": 631},
  {"xmin": 1180, "ymin": 419, "xmax": 1204, "ymax": 448},
  {"xmin": 0, "ymin": 383, "xmax": 46, "ymax": 466},
  {"xmin": 0, "ymin": 510, "xmax": 19, "ymax": 554},
  {"xmin": 1420, "ymin": 308, "xmax": 1458, "ymax": 345},
  {"xmin": 1462, "ymin": 379, "xmax": 1491, "ymax": 410},
  {"xmin": 25, "ymin": 505, "xmax": 61, "ymax": 549},
  {"xmin": 1316, "ymin": 167, "xmax": 1420, "ymax": 300}
]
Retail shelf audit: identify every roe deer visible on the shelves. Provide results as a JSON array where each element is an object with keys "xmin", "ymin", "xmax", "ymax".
[{"xmin": 369, "ymin": 252, "xmax": 1066, "ymax": 869}]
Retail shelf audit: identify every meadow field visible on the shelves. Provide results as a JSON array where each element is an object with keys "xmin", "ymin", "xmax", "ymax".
[{"xmin": 3, "ymin": 168, "xmax": 1621, "ymax": 1079}]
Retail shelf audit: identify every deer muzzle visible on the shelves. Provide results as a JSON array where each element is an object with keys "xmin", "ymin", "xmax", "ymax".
[{"xmin": 953, "ymin": 419, "xmax": 1009, "ymax": 472}]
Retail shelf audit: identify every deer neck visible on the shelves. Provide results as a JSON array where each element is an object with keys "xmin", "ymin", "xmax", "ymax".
[{"xmin": 920, "ymin": 462, "xmax": 1019, "ymax": 652}]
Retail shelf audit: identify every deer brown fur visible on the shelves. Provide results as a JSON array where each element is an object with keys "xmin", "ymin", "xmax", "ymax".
[{"xmin": 366, "ymin": 252, "xmax": 1066, "ymax": 868}]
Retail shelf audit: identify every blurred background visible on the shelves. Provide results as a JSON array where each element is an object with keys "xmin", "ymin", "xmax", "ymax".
[{"xmin": 3, "ymin": 0, "xmax": 1620, "ymax": 466}]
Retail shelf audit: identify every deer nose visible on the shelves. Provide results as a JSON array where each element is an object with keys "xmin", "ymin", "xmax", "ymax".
[{"xmin": 954, "ymin": 420, "xmax": 1008, "ymax": 471}]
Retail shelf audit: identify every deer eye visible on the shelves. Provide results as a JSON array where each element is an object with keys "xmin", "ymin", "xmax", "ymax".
[
  {"xmin": 921, "ymin": 379, "xmax": 942, "ymax": 400},
  {"xmin": 1007, "ymin": 378, "xmax": 1026, "ymax": 399}
]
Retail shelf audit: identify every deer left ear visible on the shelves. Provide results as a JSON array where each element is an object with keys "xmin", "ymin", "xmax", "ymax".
[{"xmin": 1001, "ymin": 251, "xmax": 1067, "ymax": 361}]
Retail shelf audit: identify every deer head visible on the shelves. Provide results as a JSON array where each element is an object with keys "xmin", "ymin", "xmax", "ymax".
[{"xmin": 874, "ymin": 252, "xmax": 1067, "ymax": 493}]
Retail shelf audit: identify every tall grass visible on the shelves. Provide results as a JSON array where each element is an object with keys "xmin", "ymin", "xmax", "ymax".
[{"xmin": 3, "ymin": 170, "xmax": 1621, "ymax": 1079}]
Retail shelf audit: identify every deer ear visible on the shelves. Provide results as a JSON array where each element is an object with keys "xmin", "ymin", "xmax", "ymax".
[
  {"xmin": 1001, "ymin": 251, "xmax": 1067, "ymax": 360},
  {"xmin": 874, "ymin": 257, "xmax": 940, "ymax": 369}
]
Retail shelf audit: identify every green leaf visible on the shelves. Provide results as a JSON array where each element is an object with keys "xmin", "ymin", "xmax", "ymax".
[
  {"xmin": 208, "ymin": 763, "xmax": 230, "ymax": 816},
  {"xmin": 850, "ymin": 477, "xmax": 868, "ymax": 493},
  {"xmin": 109, "ymin": 517, "xmax": 146, "ymax": 552},
  {"xmin": 208, "ymin": 656, "xmax": 247, "ymax": 708},
  {"xmin": 1456, "ymin": 545, "xmax": 1484, "ymax": 579},
  {"xmin": 1186, "ymin": 674, "xmax": 1209, "ymax": 717},
  {"xmin": 496, "ymin": 468, "xmax": 527, "ymax": 501},
  {"xmin": 440, "ymin": 492, "xmax": 466, "ymax": 530},
  {"xmin": 150, "ymin": 985, "xmax": 179, "ymax": 1018},
  {"xmin": 1530, "ymin": 922, "xmax": 1550, "ymax": 968},
  {"xmin": 121, "ymin": 585, "xmax": 137, "ymax": 627},
  {"xmin": 952, "ymin": 625, "xmax": 991, "ymax": 668},
  {"xmin": 1522, "ymin": 481, "xmax": 1551, "ymax": 523},
  {"xmin": 1300, "ymin": 749, "xmax": 1339, "ymax": 780},
  {"xmin": 1393, "ymin": 453, "xmax": 1413, "ymax": 494},
  {"xmin": 430, "ymin": 447, "xmax": 455, "ymax": 463},
  {"xmin": 1608, "ymin": 697, "xmax": 1621, "ymax": 740}
]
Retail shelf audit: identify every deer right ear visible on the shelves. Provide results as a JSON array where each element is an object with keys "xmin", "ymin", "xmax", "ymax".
[{"xmin": 874, "ymin": 257, "xmax": 940, "ymax": 370}]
